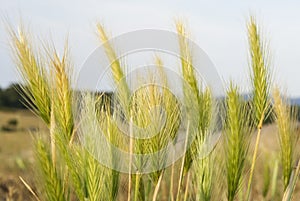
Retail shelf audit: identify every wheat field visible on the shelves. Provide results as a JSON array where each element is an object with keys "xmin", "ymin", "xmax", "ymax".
[{"xmin": 0, "ymin": 16, "xmax": 299, "ymax": 201}]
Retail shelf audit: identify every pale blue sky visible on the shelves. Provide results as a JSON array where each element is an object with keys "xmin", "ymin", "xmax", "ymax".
[{"xmin": 1, "ymin": 0, "xmax": 299, "ymax": 96}]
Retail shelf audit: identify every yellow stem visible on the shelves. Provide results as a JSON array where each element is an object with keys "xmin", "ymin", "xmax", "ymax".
[
  {"xmin": 152, "ymin": 170, "xmax": 165, "ymax": 201},
  {"xmin": 183, "ymin": 171, "xmax": 191, "ymax": 201},
  {"xmin": 170, "ymin": 153, "xmax": 175, "ymax": 201},
  {"xmin": 50, "ymin": 98, "xmax": 56, "ymax": 166},
  {"xmin": 246, "ymin": 115, "xmax": 264, "ymax": 201},
  {"xmin": 128, "ymin": 118, "xmax": 133, "ymax": 201},
  {"xmin": 134, "ymin": 174, "xmax": 141, "ymax": 201},
  {"xmin": 176, "ymin": 121, "xmax": 190, "ymax": 201}
]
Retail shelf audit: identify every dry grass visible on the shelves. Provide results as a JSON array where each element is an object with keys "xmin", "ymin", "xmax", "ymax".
[{"xmin": 0, "ymin": 110, "xmax": 45, "ymax": 201}]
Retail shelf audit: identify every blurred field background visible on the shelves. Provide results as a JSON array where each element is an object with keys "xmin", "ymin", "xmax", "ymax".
[{"xmin": 0, "ymin": 108, "xmax": 47, "ymax": 200}]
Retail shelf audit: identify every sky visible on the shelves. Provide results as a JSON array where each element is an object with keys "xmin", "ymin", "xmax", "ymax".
[{"xmin": 0, "ymin": 0, "xmax": 300, "ymax": 96}]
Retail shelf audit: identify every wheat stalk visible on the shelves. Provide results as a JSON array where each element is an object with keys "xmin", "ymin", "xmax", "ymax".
[
  {"xmin": 176, "ymin": 21, "xmax": 216, "ymax": 201},
  {"xmin": 35, "ymin": 138, "xmax": 67, "ymax": 201},
  {"xmin": 282, "ymin": 159, "xmax": 300, "ymax": 201},
  {"xmin": 96, "ymin": 23, "xmax": 131, "ymax": 118},
  {"xmin": 273, "ymin": 87, "xmax": 298, "ymax": 190},
  {"xmin": 9, "ymin": 26, "xmax": 51, "ymax": 125},
  {"xmin": 49, "ymin": 45, "xmax": 74, "ymax": 141},
  {"xmin": 246, "ymin": 16, "xmax": 272, "ymax": 200},
  {"xmin": 9, "ymin": 18, "xmax": 300, "ymax": 201},
  {"xmin": 224, "ymin": 82, "xmax": 253, "ymax": 201}
]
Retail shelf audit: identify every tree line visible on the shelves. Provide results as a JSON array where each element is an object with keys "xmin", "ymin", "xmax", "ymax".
[
  {"xmin": 0, "ymin": 83, "xmax": 114, "ymax": 110},
  {"xmin": 0, "ymin": 83, "xmax": 27, "ymax": 109}
]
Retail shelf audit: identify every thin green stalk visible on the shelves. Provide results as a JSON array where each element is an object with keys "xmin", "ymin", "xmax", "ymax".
[
  {"xmin": 271, "ymin": 159, "xmax": 279, "ymax": 200},
  {"xmin": 152, "ymin": 170, "xmax": 164, "ymax": 201},
  {"xmin": 176, "ymin": 122, "xmax": 190, "ymax": 201},
  {"xmin": 145, "ymin": 179, "xmax": 152, "ymax": 201},
  {"xmin": 128, "ymin": 118, "xmax": 133, "ymax": 201},
  {"xmin": 176, "ymin": 150, "xmax": 186, "ymax": 201},
  {"xmin": 134, "ymin": 174, "xmax": 142, "ymax": 201},
  {"xmin": 262, "ymin": 156, "xmax": 271, "ymax": 198},
  {"xmin": 50, "ymin": 99, "xmax": 56, "ymax": 165},
  {"xmin": 170, "ymin": 153, "xmax": 175, "ymax": 201}
]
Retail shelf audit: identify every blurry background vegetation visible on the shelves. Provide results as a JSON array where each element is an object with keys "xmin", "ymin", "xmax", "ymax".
[{"xmin": 0, "ymin": 84, "xmax": 26, "ymax": 109}]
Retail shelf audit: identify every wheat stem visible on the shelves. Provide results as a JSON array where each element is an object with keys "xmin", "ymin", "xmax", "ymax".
[
  {"xmin": 128, "ymin": 118, "xmax": 133, "ymax": 201},
  {"xmin": 50, "ymin": 98, "xmax": 56, "ymax": 165},
  {"xmin": 176, "ymin": 121, "xmax": 190, "ymax": 201},
  {"xmin": 152, "ymin": 170, "xmax": 164, "ymax": 201},
  {"xmin": 170, "ymin": 153, "xmax": 175, "ymax": 201},
  {"xmin": 19, "ymin": 176, "xmax": 41, "ymax": 201},
  {"xmin": 183, "ymin": 171, "xmax": 191, "ymax": 201},
  {"xmin": 245, "ymin": 16, "xmax": 272, "ymax": 200},
  {"xmin": 282, "ymin": 159, "xmax": 300, "ymax": 201},
  {"xmin": 134, "ymin": 174, "xmax": 141, "ymax": 201},
  {"xmin": 246, "ymin": 114, "xmax": 264, "ymax": 201}
]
